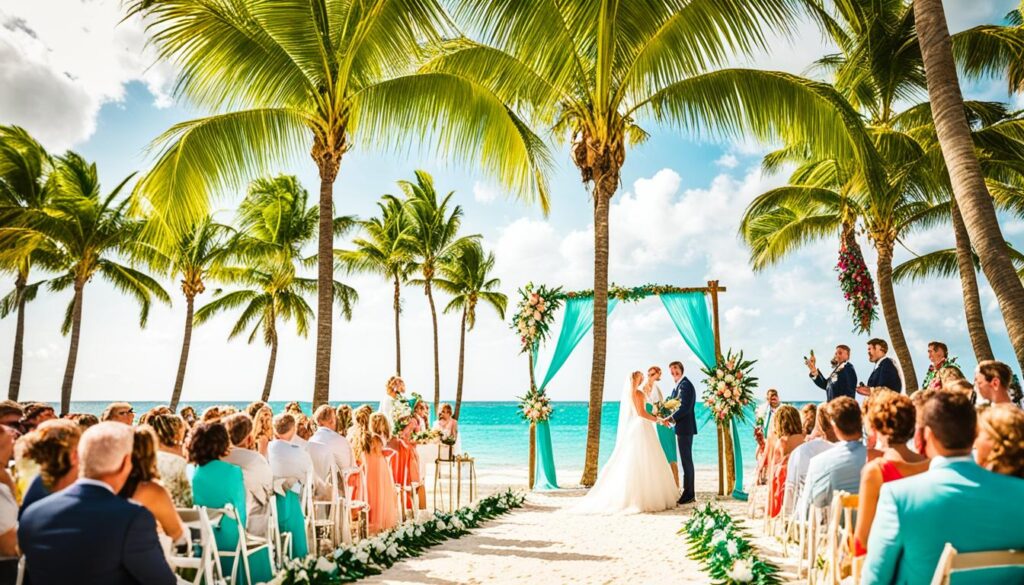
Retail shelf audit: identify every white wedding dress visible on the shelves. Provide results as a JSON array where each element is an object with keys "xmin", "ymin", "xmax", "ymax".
[{"xmin": 572, "ymin": 378, "xmax": 679, "ymax": 514}]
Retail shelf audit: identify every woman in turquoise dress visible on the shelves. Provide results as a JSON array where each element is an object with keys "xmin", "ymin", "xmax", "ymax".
[
  {"xmin": 644, "ymin": 369, "xmax": 679, "ymax": 488},
  {"xmin": 189, "ymin": 422, "xmax": 273, "ymax": 585}
]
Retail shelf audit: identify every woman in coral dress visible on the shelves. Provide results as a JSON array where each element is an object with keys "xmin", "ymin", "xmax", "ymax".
[
  {"xmin": 364, "ymin": 413, "xmax": 398, "ymax": 534},
  {"xmin": 768, "ymin": 405, "xmax": 806, "ymax": 518},
  {"xmin": 388, "ymin": 404, "xmax": 426, "ymax": 513}
]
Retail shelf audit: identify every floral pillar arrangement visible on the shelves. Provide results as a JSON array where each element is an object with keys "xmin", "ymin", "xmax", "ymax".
[{"xmin": 700, "ymin": 350, "xmax": 757, "ymax": 496}]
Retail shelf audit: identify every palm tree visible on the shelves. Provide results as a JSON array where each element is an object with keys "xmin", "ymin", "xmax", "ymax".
[
  {"xmin": 428, "ymin": 0, "xmax": 804, "ymax": 485},
  {"xmin": 335, "ymin": 194, "xmax": 415, "ymax": 375},
  {"xmin": 435, "ymin": 242, "xmax": 506, "ymax": 419},
  {"xmin": 0, "ymin": 126, "xmax": 56, "ymax": 400},
  {"xmin": 0, "ymin": 153, "xmax": 170, "ymax": 414},
  {"xmin": 196, "ymin": 175, "xmax": 357, "ymax": 402},
  {"xmin": 135, "ymin": 217, "xmax": 235, "ymax": 411},
  {"xmin": 915, "ymin": 0, "xmax": 1024, "ymax": 371},
  {"xmin": 126, "ymin": 0, "xmax": 551, "ymax": 408},
  {"xmin": 403, "ymin": 171, "xmax": 478, "ymax": 414}
]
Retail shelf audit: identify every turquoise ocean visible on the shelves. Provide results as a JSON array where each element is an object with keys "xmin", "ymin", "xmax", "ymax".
[{"xmin": 59, "ymin": 401, "xmax": 770, "ymax": 483}]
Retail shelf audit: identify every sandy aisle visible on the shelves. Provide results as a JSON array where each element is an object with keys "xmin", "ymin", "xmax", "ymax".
[{"xmin": 366, "ymin": 473, "xmax": 799, "ymax": 585}]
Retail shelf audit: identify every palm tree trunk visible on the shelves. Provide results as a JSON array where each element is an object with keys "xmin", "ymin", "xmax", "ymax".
[
  {"xmin": 313, "ymin": 157, "xmax": 339, "ymax": 408},
  {"xmin": 952, "ymin": 202, "xmax": 994, "ymax": 362},
  {"xmin": 393, "ymin": 274, "xmax": 402, "ymax": 376},
  {"xmin": 876, "ymin": 243, "xmax": 918, "ymax": 390},
  {"xmin": 454, "ymin": 307, "xmax": 467, "ymax": 419},
  {"xmin": 915, "ymin": 0, "xmax": 1024, "ymax": 374},
  {"xmin": 60, "ymin": 281, "xmax": 84, "ymax": 416},
  {"xmin": 262, "ymin": 333, "xmax": 278, "ymax": 403},
  {"xmin": 7, "ymin": 274, "xmax": 27, "ymax": 401},
  {"xmin": 425, "ymin": 279, "xmax": 441, "ymax": 415},
  {"xmin": 581, "ymin": 187, "xmax": 612, "ymax": 487},
  {"xmin": 169, "ymin": 294, "xmax": 195, "ymax": 411}
]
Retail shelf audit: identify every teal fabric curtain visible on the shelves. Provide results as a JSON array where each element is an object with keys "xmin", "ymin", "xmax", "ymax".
[
  {"xmin": 533, "ymin": 420, "xmax": 558, "ymax": 490},
  {"xmin": 659, "ymin": 292, "xmax": 716, "ymax": 368},
  {"xmin": 731, "ymin": 415, "xmax": 748, "ymax": 501},
  {"xmin": 530, "ymin": 296, "xmax": 618, "ymax": 491}
]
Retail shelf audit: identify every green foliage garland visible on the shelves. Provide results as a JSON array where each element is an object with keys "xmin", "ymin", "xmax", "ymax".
[{"xmin": 681, "ymin": 503, "xmax": 781, "ymax": 585}]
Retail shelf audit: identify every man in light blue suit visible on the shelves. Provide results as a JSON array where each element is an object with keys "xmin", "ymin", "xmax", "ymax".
[
  {"xmin": 795, "ymin": 396, "xmax": 865, "ymax": 520},
  {"xmin": 863, "ymin": 391, "xmax": 1024, "ymax": 585}
]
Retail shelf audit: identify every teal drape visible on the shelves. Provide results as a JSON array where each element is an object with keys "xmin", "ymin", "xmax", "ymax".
[
  {"xmin": 659, "ymin": 292, "xmax": 747, "ymax": 500},
  {"xmin": 530, "ymin": 297, "xmax": 618, "ymax": 491}
]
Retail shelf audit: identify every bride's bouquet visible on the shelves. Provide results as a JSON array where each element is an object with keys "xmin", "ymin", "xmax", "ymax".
[
  {"xmin": 391, "ymin": 393, "xmax": 413, "ymax": 435},
  {"xmin": 653, "ymin": 398, "xmax": 681, "ymax": 418}
]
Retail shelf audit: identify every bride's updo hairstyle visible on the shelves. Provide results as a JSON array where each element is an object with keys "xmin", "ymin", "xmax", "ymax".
[{"xmin": 386, "ymin": 376, "xmax": 404, "ymax": 396}]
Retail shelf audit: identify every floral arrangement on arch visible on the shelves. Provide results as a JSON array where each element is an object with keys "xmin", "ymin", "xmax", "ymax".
[
  {"xmin": 700, "ymin": 349, "xmax": 758, "ymax": 425},
  {"xmin": 836, "ymin": 238, "xmax": 878, "ymax": 334},
  {"xmin": 681, "ymin": 503, "xmax": 782, "ymax": 584},
  {"xmin": 510, "ymin": 283, "xmax": 563, "ymax": 354},
  {"xmin": 517, "ymin": 386, "xmax": 553, "ymax": 423}
]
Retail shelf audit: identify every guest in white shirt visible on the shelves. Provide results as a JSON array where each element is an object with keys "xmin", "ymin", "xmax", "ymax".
[
  {"xmin": 268, "ymin": 414, "xmax": 313, "ymax": 488},
  {"xmin": 795, "ymin": 397, "xmax": 866, "ymax": 520},
  {"xmin": 786, "ymin": 402, "xmax": 838, "ymax": 514},
  {"xmin": 308, "ymin": 406, "xmax": 355, "ymax": 490},
  {"xmin": 221, "ymin": 413, "xmax": 273, "ymax": 535}
]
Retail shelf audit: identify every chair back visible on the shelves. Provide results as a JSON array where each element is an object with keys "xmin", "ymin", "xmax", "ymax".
[
  {"xmin": 825, "ymin": 491, "xmax": 858, "ymax": 585},
  {"xmin": 930, "ymin": 543, "xmax": 1024, "ymax": 585}
]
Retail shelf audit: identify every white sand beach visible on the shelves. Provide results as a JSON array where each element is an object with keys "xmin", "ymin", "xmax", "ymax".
[{"xmin": 370, "ymin": 471, "xmax": 798, "ymax": 585}]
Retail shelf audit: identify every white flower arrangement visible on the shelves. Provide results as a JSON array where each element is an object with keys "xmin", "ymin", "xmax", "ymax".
[{"xmin": 682, "ymin": 503, "xmax": 781, "ymax": 585}]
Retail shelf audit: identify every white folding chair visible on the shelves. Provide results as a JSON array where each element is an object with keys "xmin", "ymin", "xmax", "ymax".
[
  {"xmin": 169, "ymin": 507, "xmax": 227, "ymax": 585},
  {"xmin": 208, "ymin": 503, "xmax": 269, "ymax": 585},
  {"xmin": 342, "ymin": 466, "xmax": 370, "ymax": 542},
  {"xmin": 930, "ymin": 543, "xmax": 1024, "ymax": 585}
]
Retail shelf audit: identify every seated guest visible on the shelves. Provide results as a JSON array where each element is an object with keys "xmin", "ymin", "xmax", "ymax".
[
  {"xmin": 19, "ymin": 422, "xmax": 176, "ymax": 585},
  {"xmin": 854, "ymin": 391, "xmax": 927, "ymax": 556},
  {"xmin": 365, "ymin": 413, "xmax": 398, "ymax": 534},
  {"xmin": 806, "ymin": 345, "xmax": 857, "ymax": 400},
  {"xmin": 0, "ymin": 401, "xmax": 23, "ymax": 430},
  {"xmin": 309, "ymin": 405, "xmax": 356, "ymax": 500},
  {"xmin": 137, "ymin": 406, "xmax": 171, "ymax": 427},
  {"xmin": 118, "ymin": 426, "xmax": 186, "ymax": 552},
  {"xmin": 20, "ymin": 403, "xmax": 55, "ymax": 433},
  {"xmin": 0, "ymin": 427, "xmax": 19, "ymax": 582},
  {"xmin": 800, "ymin": 403, "xmax": 817, "ymax": 435},
  {"xmin": 189, "ymin": 422, "xmax": 272, "ymax": 584},
  {"xmin": 348, "ymin": 405, "xmax": 373, "ymax": 451},
  {"xmin": 786, "ymin": 403, "xmax": 837, "ymax": 514},
  {"xmin": 857, "ymin": 338, "xmax": 903, "ymax": 395},
  {"xmin": 179, "ymin": 406, "xmax": 198, "ymax": 428},
  {"xmin": 863, "ymin": 391, "xmax": 1024, "ymax": 584},
  {"xmin": 434, "ymin": 403, "xmax": 460, "ymax": 456},
  {"xmin": 944, "ymin": 378, "xmax": 976, "ymax": 402},
  {"xmin": 768, "ymin": 405, "xmax": 806, "ymax": 517},
  {"xmin": 975, "ymin": 360, "xmax": 1015, "ymax": 405},
  {"xmin": 246, "ymin": 402, "xmax": 273, "ymax": 458},
  {"xmin": 293, "ymin": 414, "xmax": 314, "ymax": 446},
  {"xmin": 336, "ymin": 404, "xmax": 353, "ymax": 437},
  {"xmin": 975, "ymin": 404, "xmax": 1024, "ymax": 478},
  {"xmin": 150, "ymin": 413, "xmax": 192, "ymax": 508},
  {"xmin": 221, "ymin": 413, "xmax": 273, "ymax": 535},
  {"xmin": 18, "ymin": 419, "xmax": 82, "ymax": 515},
  {"xmin": 65, "ymin": 413, "xmax": 99, "ymax": 429},
  {"xmin": 101, "ymin": 402, "xmax": 135, "ymax": 425},
  {"xmin": 797, "ymin": 397, "xmax": 866, "ymax": 515},
  {"xmin": 200, "ymin": 406, "xmax": 223, "ymax": 423},
  {"xmin": 267, "ymin": 414, "xmax": 311, "ymax": 558}
]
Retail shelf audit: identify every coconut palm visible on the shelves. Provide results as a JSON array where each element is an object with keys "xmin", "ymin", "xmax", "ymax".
[
  {"xmin": 135, "ymin": 217, "xmax": 235, "ymax": 411},
  {"xmin": 428, "ymin": 0, "xmax": 806, "ymax": 485},
  {"xmin": 335, "ymin": 194, "xmax": 415, "ymax": 375},
  {"xmin": 195, "ymin": 175, "xmax": 357, "ymax": 402},
  {"xmin": 0, "ymin": 153, "xmax": 171, "ymax": 414},
  {"xmin": 0, "ymin": 126, "xmax": 57, "ymax": 400},
  {"xmin": 126, "ymin": 0, "xmax": 551, "ymax": 407},
  {"xmin": 915, "ymin": 0, "xmax": 1024, "ymax": 371},
  {"xmin": 403, "ymin": 171, "xmax": 478, "ymax": 414},
  {"xmin": 434, "ymin": 242, "xmax": 506, "ymax": 419}
]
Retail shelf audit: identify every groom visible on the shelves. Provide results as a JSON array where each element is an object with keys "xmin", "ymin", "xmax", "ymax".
[{"xmin": 668, "ymin": 360, "xmax": 697, "ymax": 505}]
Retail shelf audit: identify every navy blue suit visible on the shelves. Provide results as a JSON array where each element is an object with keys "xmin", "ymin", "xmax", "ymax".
[
  {"xmin": 811, "ymin": 362, "xmax": 858, "ymax": 401},
  {"xmin": 670, "ymin": 376, "xmax": 697, "ymax": 501},
  {"xmin": 867, "ymin": 356, "xmax": 903, "ymax": 393},
  {"xmin": 19, "ymin": 481, "xmax": 177, "ymax": 585}
]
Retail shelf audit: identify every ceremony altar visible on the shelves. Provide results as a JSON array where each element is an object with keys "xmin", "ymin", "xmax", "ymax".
[{"xmin": 514, "ymin": 281, "xmax": 748, "ymax": 500}]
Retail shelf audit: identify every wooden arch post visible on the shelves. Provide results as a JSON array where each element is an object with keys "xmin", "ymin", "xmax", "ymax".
[{"xmin": 708, "ymin": 280, "xmax": 735, "ymax": 497}]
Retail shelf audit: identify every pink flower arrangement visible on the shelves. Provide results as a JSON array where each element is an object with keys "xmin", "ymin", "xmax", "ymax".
[
  {"xmin": 700, "ymin": 349, "xmax": 758, "ymax": 426},
  {"xmin": 836, "ymin": 243, "xmax": 878, "ymax": 334}
]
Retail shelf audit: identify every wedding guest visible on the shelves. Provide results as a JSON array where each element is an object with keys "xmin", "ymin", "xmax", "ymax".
[
  {"xmin": 19, "ymin": 419, "xmax": 82, "ymax": 515},
  {"xmin": 857, "ymin": 338, "xmax": 903, "ymax": 395},
  {"xmin": 863, "ymin": 391, "xmax": 1024, "ymax": 584},
  {"xmin": 754, "ymin": 388, "xmax": 780, "ymax": 485},
  {"xmin": 66, "ymin": 412, "xmax": 99, "ymax": 429},
  {"xmin": 0, "ymin": 427, "xmax": 19, "ymax": 581},
  {"xmin": 975, "ymin": 360, "xmax": 1015, "ymax": 405},
  {"xmin": 412, "ymin": 400, "xmax": 434, "ymax": 483},
  {"xmin": 336, "ymin": 404, "xmax": 353, "ymax": 437},
  {"xmin": 643, "ymin": 366, "xmax": 679, "ymax": 487},
  {"xmin": 19, "ymin": 422, "xmax": 177, "ymax": 585},
  {"xmin": 20, "ymin": 403, "xmax": 55, "ymax": 432},
  {"xmin": 222, "ymin": 413, "xmax": 273, "ymax": 536},
  {"xmin": 200, "ymin": 405, "xmax": 223, "ymax": 423},
  {"xmin": 975, "ymin": 404, "xmax": 1024, "ymax": 478},
  {"xmin": 922, "ymin": 340, "xmax": 951, "ymax": 388},
  {"xmin": 945, "ymin": 378, "xmax": 976, "ymax": 402},
  {"xmin": 388, "ymin": 399, "xmax": 426, "ymax": 513},
  {"xmin": 435, "ymin": 403, "xmax": 458, "ymax": 441},
  {"xmin": 853, "ymin": 391, "xmax": 927, "ymax": 556},
  {"xmin": 247, "ymin": 404, "xmax": 274, "ymax": 458},
  {"xmin": 284, "ymin": 401, "xmax": 305, "ymax": 416},
  {"xmin": 267, "ymin": 413, "xmax": 311, "ymax": 558},
  {"xmin": 137, "ymin": 406, "xmax": 171, "ymax": 427},
  {"xmin": 807, "ymin": 345, "xmax": 857, "ymax": 400},
  {"xmin": 179, "ymin": 406, "xmax": 198, "ymax": 428},
  {"xmin": 149, "ymin": 414, "xmax": 192, "ymax": 508},
  {"xmin": 190, "ymin": 421, "xmax": 273, "ymax": 584},
  {"xmin": 350, "ymin": 406, "xmax": 373, "ymax": 465},
  {"xmin": 295, "ymin": 415, "xmax": 316, "ymax": 443},
  {"xmin": 800, "ymin": 403, "xmax": 817, "ymax": 435},
  {"xmin": 0, "ymin": 401, "xmax": 22, "ymax": 430},
  {"xmin": 308, "ymin": 405, "xmax": 355, "ymax": 495},
  {"xmin": 365, "ymin": 413, "xmax": 398, "ymax": 534},
  {"xmin": 101, "ymin": 402, "xmax": 135, "ymax": 425},
  {"xmin": 798, "ymin": 397, "xmax": 866, "ymax": 514},
  {"xmin": 786, "ymin": 403, "xmax": 837, "ymax": 516},
  {"xmin": 768, "ymin": 405, "xmax": 805, "ymax": 517},
  {"xmin": 118, "ymin": 426, "xmax": 186, "ymax": 552}
]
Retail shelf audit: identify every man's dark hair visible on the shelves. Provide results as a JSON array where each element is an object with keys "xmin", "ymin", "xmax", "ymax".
[
  {"xmin": 921, "ymin": 390, "xmax": 976, "ymax": 451},
  {"xmin": 867, "ymin": 338, "xmax": 888, "ymax": 353},
  {"xmin": 828, "ymin": 396, "xmax": 862, "ymax": 436},
  {"xmin": 223, "ymin": 413, "xmax": 253, "ymax": 447},
  {"xmin": 977, "ymin": 360, "xmax": 1012, "ymax": 388},
  {"xmin": 928, "ymin": 341, "xmax": 948, "ymax": 358},
  {"xmin": 836, "ymin": 344, "xmax": 851, "ymax": 354},
  {"xmin": 669, "ymin": 361, "xmax": 684, "ymax": 373}
]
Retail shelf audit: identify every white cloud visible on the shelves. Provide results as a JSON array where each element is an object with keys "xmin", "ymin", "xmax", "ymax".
[
  {"xmin": 472, "ymin": 181, "xmax": 499, "ymax": 203},
  {"xmin": 715, "ymin": 153, "xmax": 739, "ymax": 169},
  {"xmin": 0, "ymin": 1, "xmax": 176, "ymax": 151},
  {"xmin": 725, "ymin": 306, "xmax": 761, "ymax": 327}
]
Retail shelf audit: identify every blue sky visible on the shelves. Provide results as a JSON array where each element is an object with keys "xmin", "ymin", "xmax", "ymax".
[{"xmin": 1, "ymin": 0, "xmax": 1022, "ymax": 406}]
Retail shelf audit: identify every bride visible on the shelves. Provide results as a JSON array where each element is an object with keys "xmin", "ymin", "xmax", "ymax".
[{"xmin": 572, "ymin": 371, "xmax": 679, "ymax": 514}]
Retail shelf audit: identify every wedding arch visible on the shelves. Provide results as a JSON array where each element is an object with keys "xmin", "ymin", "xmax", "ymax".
[{"xmin": 514, "ymin": 280, "xmax": 748, "ymax": 500}]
